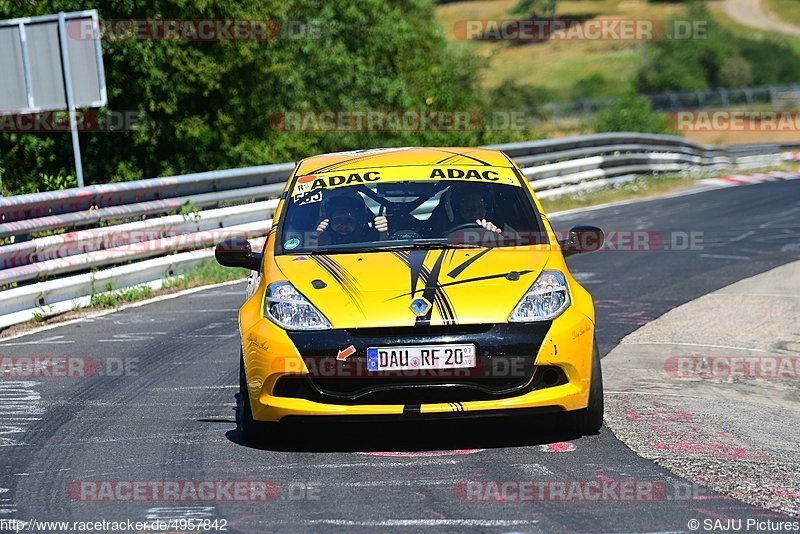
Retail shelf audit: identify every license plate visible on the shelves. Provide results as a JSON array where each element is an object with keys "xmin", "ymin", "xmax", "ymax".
[{"xmin": 366, "ymin": 344, "xmax": 476, "ymax": 372}]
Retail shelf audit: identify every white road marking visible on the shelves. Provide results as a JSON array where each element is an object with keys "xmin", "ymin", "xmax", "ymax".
[
  {"xmin": 0, "ymin": 381, "xmax": 42, "ymax": 447},
  {"xmin": 698, "ymin": 253, "xmax": 751, "ymax": 260},
  {"xmin": 605, "ymin": 391, "xmax": 701, "ymax": 398},
  {"xmin": 0, "ymin": 279, "xmax": 245, "ymax": 344},
  {"xmin": 278, "ymin": 519, "xmax": 539, "ymax": 527},
  {"xmin": 255, "ymin": 459, "xmax": 461, "ymax": 471},
  {"xmin": 270, "ymin": 519, "xmax": 539, "ymax": 527},
  {"xmin": 148, "ymin": 386, "xmax": 238, "ymax": 391},
  {"xmin": 97, "ymin": 332, "xmax": 168, "ymax": 343},
  {"xmin": 144, "ymin": 309, "xmax": 240, "ymax": 314},
  {"xmin": 0, "ymin": 335, "xmax": 73, "ymax": 347},
  {"xmin": 620, "ymin": 341, "xmax": 769, "ymax": 352},
  {"xmin": 511, "ymin": 463, "xmax": 555, "ymax": 475},
  {"xmin": 711, "ymin": 230, "xmax": 755, "ymax": 247},
  {"xmin": 312, "ymin": 479, "xmax": 462, "ymax": 487}
]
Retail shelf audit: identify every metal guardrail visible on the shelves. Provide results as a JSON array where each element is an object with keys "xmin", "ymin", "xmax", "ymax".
[
  {"xmin": 0, "ymin": 132, "xmax": 797, "ymax": 329},
  {"xmin": 548, "ymin": 83, "xmax": 800, "ymax": 118}
]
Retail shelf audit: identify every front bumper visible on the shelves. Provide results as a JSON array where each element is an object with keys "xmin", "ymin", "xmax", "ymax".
[{"xmin": 241, "ymin": 305, "xmax": 595, "ymax": 422}]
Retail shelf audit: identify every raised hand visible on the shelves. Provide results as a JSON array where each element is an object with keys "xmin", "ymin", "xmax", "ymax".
[
  {"xmin": 315, "ymin": 218, "xmax": 330, "ymax": 234},
  {"xmin": 374, "ymin": 215, "xmax": 389, "ymax": 234},
  {"xmin": 477, "ymin": 219, "xmax": 501, "ymax": 234}
]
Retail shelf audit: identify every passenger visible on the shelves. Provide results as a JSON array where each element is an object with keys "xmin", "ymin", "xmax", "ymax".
[{"xmin": 314, "ymin": 191, "xmax": 389, "ymax": 245}]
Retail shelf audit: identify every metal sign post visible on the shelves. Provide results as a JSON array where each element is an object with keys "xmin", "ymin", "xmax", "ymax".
[
  {"xmin": 58, "ymin": 12, "xmax": 85, "ymax": 187},
  {"xmin": 0, "ymin": 10, "xmax": 107, "ymax": 189}
]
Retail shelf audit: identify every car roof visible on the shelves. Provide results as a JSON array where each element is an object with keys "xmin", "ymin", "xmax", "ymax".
[{"xmin": 294, "ymin": 147, "xmax": 513, "ymax": 176}]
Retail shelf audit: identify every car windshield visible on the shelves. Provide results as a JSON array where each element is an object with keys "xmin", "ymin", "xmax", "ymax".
[{"xmin": 278, "ymin": 175, "xmax": 547, "ymax": 254}]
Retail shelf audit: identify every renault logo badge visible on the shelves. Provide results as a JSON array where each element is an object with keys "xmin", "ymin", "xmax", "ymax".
[{"xmin": 409, "ymin": 297, "xmax": 432, "ymax": 316}]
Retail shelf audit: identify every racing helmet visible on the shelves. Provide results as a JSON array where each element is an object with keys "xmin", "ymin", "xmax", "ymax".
[{"xmin": 443, "ymin": 183, "xmax": 495, "ymax": 223}]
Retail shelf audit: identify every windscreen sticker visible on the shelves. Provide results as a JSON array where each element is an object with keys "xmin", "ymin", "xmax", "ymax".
[
  {"xmin": 428, "ymin": 168, "xmax": 498, "ymax": 181},
  {"xmin": 291, "ymin": 166, "xmax": 520, "ymax": 194},
  {"xmin": 292, "ymin": 190, "xmax": 323, "ymax": 205},
  {"xmin": 284, "ymin": 238, "xmax": 300, "ymax": 250}
]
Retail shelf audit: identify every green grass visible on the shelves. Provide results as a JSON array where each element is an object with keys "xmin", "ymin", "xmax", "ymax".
[
  {"xmin": 540, "ymin": 174, "xmax": 698, "ymax": 212},
  {"xmin": 87, "ymin": 259, "xmax": 245, "ymax": 309},
  {"xmin": 436, "ymin": 0, "xmax": 688, "ymax": 95},
  {"xmin": 710, "ymin": 2, "xmax": 800, "ymax": 52},
  {"xmin": 15, "ymin": 259, "xmax": 245, "ymax": 329},
  {"xmin": 763, "ymin": 0, "xmax": 800, "ymax": 28},
  {"xmin": 441, "ymin": 0, "xmax": 800, "ymax": 88},
  {"xmin": 162, "ymin": 259, "xmax": 246, "ymax": 290},
  {"xmin": 540, "ymin": 163, "xmax": 794, "ymax": 213},
  {"xmin": 90, "ymin": 283, "xmax": 154, "ymax": 308},
  {"xmin": 30, "ymin": 309, "xmax": 47, "ymax": 323}
]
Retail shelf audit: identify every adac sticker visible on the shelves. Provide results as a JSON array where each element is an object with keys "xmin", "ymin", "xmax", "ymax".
[{"xmin": 284, "ymin": 238, "xmax": 300, "ymax": 250}]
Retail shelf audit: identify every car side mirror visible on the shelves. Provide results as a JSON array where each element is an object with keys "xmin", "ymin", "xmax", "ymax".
[
  {"xmin": 215, "ymin": 238, "xmax": 263, "ymax": 271},
  {"xmin": 561, "ymin": 225, "xmax": 604, "ymax": 257}
]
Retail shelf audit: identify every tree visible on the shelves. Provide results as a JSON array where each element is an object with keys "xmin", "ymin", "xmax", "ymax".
[{"xmin": 0, "ymin": 0, "xmax": 488, "ymax": 194}]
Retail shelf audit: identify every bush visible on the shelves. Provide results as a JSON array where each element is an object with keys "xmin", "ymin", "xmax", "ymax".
[
  {"xmin": 594, "ymin": 93, "xmax": 672, "ymax": 134},
  {"xmin": 571, "ymin": 74, "xmax": 621, "ymax": 100}
]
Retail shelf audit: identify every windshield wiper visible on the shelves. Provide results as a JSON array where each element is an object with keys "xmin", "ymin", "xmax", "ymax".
[
  {"xmin": 295, "ymin": 240, "xmax": 484, "ymax": 255},
  {"xmin": 381, "ymin": 241, "xmax": 483, "ymax": 250}
]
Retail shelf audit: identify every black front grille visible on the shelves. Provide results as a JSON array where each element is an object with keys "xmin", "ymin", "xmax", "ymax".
[
  {"xmin": 273, "ymin": 365, "xmax": 567, "ymax": 405},
  {"xmin": 279, "ymin": 322, "xmax": 555, "ymax": 405},
  {"xmin": 346, "ymin": 324, "xmax": 493, "ymax": 338}
]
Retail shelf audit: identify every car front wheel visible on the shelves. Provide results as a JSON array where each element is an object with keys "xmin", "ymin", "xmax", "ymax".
[
  {"xmin": 570, "ymin": 341, "xmax": 604, "ymax": 434},
  {"xmin": 238, "ymin": 350, "xmax": 273, "ymax": 444}
]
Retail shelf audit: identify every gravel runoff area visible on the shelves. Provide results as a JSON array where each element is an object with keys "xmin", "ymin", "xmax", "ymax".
[{"xmin": 603, "ymin": 261, "xmax": 800, "ymax": 518}]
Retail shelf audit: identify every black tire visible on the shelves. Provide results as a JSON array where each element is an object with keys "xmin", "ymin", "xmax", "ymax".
[
  {"xmin": 570, "ymin": 341, "xmax": 604, "ymax": 435},
  {"xmin": 239, "ymin": 351, "xmax": 273, "ymax": 444}
]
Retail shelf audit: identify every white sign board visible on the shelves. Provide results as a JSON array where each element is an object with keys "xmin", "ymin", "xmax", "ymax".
[{"xmin": 0, "ymin": 10, "xmax": 107, "ymax": 187}]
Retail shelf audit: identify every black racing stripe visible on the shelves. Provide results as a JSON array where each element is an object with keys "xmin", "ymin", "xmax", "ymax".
[
  {"xmin": 439, "ymin": 288, "xmax": 457, "ymax": 324},
  {"xmin": 439, "ymin": 269, "xmax": 536, "ymax": 289},
  {"xmin": 389, "ymin": 269, "xmax": 536, "ymax": 300},
  {"xmin": 447, "ymin": 248, "xmax": 491, "ymax": 279},
  {"xmin": 433, "ymin": 290, "xmax": 457, "ymax": 325},
  {"xmin": 312, "ymin": 255, "xmax": 365, "ymax": 313},
  {"xmin": 432, "ymin": 148, "xmax": 492, "ymax": 166},
  {"xmin": 311, "ymin": 255, "xmax": 345, "ymax": 286},
  {"xmin": 435, "ymin": 153, "xmax": 460, "ymax": 165},
  {"xmin": 408, "ymin": 250, "xmax": 428, "ymax": 297},
  {"xmin": 416, "ymin": 251, "xmax": 447, "ymax": 325},
  {"xmin": 391, "ymin": 250, "xmax": 411, "ymax": 265},
  {"xmin": 322, "ymin": 256, "xmax": 365, "ymax": 312},
  {"xmin": 432, "ymin": 292, "xmax": 450, "ymax": 324},
  {"xmin": 306, "ymin": 149, "xmax": 412, "ymax": 175},
  {"xmin": 403, "ymin": 404, "xmax": 421, "ymax": 415}
]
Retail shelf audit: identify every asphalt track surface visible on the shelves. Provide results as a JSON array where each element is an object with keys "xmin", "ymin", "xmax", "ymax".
[{"xmin": 1, "ymin": 180, "xmax": 798, "ymax": 533}]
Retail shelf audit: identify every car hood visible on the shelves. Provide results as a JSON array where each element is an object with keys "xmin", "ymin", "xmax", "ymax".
[{"xmin": 273, "ymin": 246, "xmax": 551, "ymax": 328}]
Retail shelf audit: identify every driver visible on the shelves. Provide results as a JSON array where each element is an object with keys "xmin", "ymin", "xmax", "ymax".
[
  {"xmin": 429, "ymin": 183, "xmax": 502, "ymax": 235},
  {"xmin": 314, "ymin": 190, "xmax": 389, "ymax": 245}
]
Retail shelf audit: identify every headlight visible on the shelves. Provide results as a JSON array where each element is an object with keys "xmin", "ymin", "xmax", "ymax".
[
  {"xmin": 264, "ymin": 282, "xmax": 331, "ymax": 330},
  {"xmin": 509, "ymin": 270, "xmax": 570, "ymax": 322}
]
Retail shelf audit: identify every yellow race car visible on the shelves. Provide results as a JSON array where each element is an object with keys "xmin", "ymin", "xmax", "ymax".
[{"xmin": 215, "ymin": 147, "xmax": 605, "ymax": 442}]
